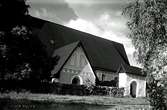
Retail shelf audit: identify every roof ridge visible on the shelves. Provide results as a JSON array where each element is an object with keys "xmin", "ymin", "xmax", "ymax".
[{"xmin": 29, "ymin": 16, "xmax": 124, "ymax": 46}]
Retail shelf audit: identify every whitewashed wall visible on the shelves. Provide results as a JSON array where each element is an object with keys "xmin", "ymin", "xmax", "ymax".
[
  {"xmin": 59, "ymin": 46, "xmax": 96, "ymax": 85},
  {"xmin": 119, "ymin": 73, "xmax": 146, "ymax": 97}
]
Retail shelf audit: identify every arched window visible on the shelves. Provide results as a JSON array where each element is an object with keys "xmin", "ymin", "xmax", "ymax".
[
  {"xmin": 71, "ymin": 76, "xmax": 83, "ymax": 85},
  {"xmin": 130, "ymin": 81, "xmax": 137, "ymax": 98}
]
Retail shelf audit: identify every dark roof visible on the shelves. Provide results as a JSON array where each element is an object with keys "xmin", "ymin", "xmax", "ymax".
[
  {"xmin": 27, "ymin": 16, "xmax": 130, "ymax": 72},
  {"xmin": 25, "ymin": 16, "xmax": 144, "ymax": 76},
  {"xmin": 119, "ymin": 64, "xmax": 146, "ymax": 76}
]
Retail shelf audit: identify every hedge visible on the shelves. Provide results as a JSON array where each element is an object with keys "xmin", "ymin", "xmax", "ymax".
[
  {"xmin": 0, "ymin": 80, "xmax": 124, "ymax": 97},
  {"xmin": 50, "ymin": 83, "xmax": 124, "ymax": 97}
]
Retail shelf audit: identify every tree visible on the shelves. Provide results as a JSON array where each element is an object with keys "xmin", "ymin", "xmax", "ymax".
[
  {"xmin": 123, "ymin": 0, "xmax": 167, "ymax": 109},
  {"xmin": 0, "ymin": 0, "xmax": 58, "ymax": 81},
  {"xmin": 0, "ymin": 0, "xmax": 29, "ymax": 30}
]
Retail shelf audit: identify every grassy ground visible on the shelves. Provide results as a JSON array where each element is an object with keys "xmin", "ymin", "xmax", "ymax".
[{"xmin": 0, "ymin": 92, "xmax": 149, "ymax": 106}]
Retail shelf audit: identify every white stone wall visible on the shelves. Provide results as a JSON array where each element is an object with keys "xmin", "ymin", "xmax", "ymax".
[
  {"xmin": 119, "ymin": 73, "xmax": 146, "ymax": 97},
  {"xmin": 119, "ymin": 73, "xmax": 128, "ymax": 88},
  {"xmin": 95, "ymin": 70, "xmax": 118, "ymax": 81},
  {"xmin": 59, "ymin": 46, "xmax": 96, "ymax": 85}
]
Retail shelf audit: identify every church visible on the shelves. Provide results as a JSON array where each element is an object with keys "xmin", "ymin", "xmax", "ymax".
[{"xmin": 28, "ymin": 16, "xmax": 146, "ymax": 98}]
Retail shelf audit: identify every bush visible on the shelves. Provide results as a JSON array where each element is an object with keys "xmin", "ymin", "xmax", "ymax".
[
  {"xmin": 50, "ymin": 83, "xmax": 124, "ymax": 97},
  {"xmin": 0, "ymin": 80, "xmax": 124, "ymax": 97}
]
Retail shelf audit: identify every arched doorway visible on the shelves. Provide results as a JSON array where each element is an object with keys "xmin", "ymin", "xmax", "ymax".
[
  {"xmin": 71, "ymin": 76, "xmax": 82, "ymax": 85},
  {"xmin": 130, "ymin": 81, "xmax": 137, "ymax": 98}
]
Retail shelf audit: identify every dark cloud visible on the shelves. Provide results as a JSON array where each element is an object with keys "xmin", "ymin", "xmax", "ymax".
[{"xmin": 28, "ymin": 0, "xmax": 78, "ymax": 23}]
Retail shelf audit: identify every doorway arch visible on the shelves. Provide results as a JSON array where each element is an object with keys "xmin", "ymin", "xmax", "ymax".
[
  {"xmin": 71, "ymin": 76, "xmax": 83, "ymax": 85},
  {"xmin": 130, "ymin": 81, "xmax": 137, "ymax": 98}
]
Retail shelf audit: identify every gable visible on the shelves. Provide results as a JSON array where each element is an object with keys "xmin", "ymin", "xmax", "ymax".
[
  {"xmin": 51, "ymin": 42, "xmax": 79, "ymax": 77},
  {"xmin": 59, "ymin": 46, "xmax": 96, "ymax": 85},
  {"xmin": 63, "ymin": 46, "xmax": 94, "ymax": 72}
]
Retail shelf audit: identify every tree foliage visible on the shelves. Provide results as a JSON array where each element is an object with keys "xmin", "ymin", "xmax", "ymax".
[
  {"xmin": 0, "ymin": 0, "xmax": 58, "ymax": 81},
  {"xmin": 0, "ymin": 0, "xmax": 29, "ymax": 30},
  {"xmin": 123, "ymin": 0, "xmax": 167, "ymax": 109}
]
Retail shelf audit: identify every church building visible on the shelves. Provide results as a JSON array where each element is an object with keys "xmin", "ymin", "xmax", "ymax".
[{"xmin": 28, "ymin": 16, "xmax": 146, "ymax": 98}]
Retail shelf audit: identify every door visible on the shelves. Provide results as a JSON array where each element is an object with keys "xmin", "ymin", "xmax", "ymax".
[
  {"xmin": 72, "ymin": 76, "xmax": 81, "ymax": 85},
  {"xmin": 130, "ymin": 81, "xmax": 137, "ymax": 98}
]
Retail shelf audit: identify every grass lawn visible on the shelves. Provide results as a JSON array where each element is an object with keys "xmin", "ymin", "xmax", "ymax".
[{"xmin": 0, "ymin": 92, "xmax": 149, "ymax": 105}]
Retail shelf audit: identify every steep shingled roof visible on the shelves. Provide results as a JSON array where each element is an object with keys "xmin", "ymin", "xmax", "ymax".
[{"xmin": 27, "ymin": 16, "xmax": 130, "ymax": 73}]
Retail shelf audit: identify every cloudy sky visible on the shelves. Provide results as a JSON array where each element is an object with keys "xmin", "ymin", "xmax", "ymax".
[{"xmin": 28, "ymin": 0, "xmax": 140, "ymax": 67}]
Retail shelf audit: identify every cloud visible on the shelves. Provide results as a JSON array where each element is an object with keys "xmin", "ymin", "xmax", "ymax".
[
  {"xmin": 29, "ymin": 7, "xmax": 63, "ymax": 23},
  {"xmin": 65, "ymin": 0, "xmax": 132, "ymax": 5},
  {"xmin": 96, "ymin": 13, "xmax": 127, "ymax": 34},
  {"xmin": 28, "ymin": 0, "xmax": 78, "ymax": 23},
  {"xmin": 28, "ymin": 0, "xmax": 69, "ymax": 4},
  {"xmin": 65, "ymin": 19, "xmax": 101, "ymax": 36},
  {"xmin": 65, "ymin": 0, "xmax": 130, "ymax": 20}
]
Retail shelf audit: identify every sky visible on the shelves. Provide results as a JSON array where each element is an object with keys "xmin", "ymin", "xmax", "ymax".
[{"xmin": 28, "ymin": 0, "xmax": 140, "ymax": 67}]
